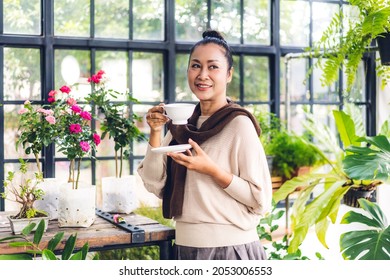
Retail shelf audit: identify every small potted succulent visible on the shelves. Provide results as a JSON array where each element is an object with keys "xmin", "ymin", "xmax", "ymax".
[
  {"xmin": 86, "ymin": 70, "xmax": 145, "ymax": 214},
  {"xmin": 0, "ymin": 159, "xmax": 49, "ymax": 234}
]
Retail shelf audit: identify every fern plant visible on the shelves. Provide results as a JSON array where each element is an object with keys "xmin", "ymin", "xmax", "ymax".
[{"xmin": 309, "ymin": 0, "xmax": 390, "ymax": 92}]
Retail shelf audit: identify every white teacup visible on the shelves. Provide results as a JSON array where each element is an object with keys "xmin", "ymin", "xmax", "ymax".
[{"xmin": 164, "ymin": 103, "xmax": 196, "ymax": 125}]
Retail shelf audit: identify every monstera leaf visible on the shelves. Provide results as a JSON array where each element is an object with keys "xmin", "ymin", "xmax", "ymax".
[
  {"xmin": 340, "ymin": 199, "xmax": 390, "ymax": 260},
  {"xmin": 343, "ymin": 135, "xmax": 390, "ymax": 182}
]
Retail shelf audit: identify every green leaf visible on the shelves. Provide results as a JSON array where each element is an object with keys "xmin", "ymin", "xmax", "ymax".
[
  {"xmin": 42, "ymin": 249, "xmax": 58, "ymax": 260},
  {"xmin": 0, "ymin": 254, "xmax": 33, "ymax": 260},
  {"xmin": 69, "ymin": 251, "xmax": 84, "ymax": 260},
  {"xmin": 343, "ymin": 135, "xmax": 390, "ymax": 182},
  {"xmin": 7, "ymin": 241, "xmax": 34, "ymax": 247},
  {"xmin": 47, "ymin": 232, "xmax": 65, "ymax": 251},
  {"xmin": 62, "ymin": 234, "xmax": 77, "ymax": 260},
  {"xmin": 333, "ymin": 110, "xmax": 359, "ymax": 148},
  {"xmin": 340, "ymin": 199, "xmax": 390, "ymax": 260},
  {"xmin": 340, "ymin": 228, "xmax": 390, "ymax": 260},
  {"xmin": 33, "ymin": 219, "xmax": 46, "ymax": 245},
  {"xmin": 21, "ymin": 222, "xmax": 36, "ymax": 235}
]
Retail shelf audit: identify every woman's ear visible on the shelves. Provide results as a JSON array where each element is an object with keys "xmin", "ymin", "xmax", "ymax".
[{"xmin": 227, "ymin": 67, "xmax": 234, "ymax": 83}]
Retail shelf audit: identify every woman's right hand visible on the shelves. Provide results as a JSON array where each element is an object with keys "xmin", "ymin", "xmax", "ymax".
[{"xmin": 146, "ymin": 103, "xmax": 169, "ymax": 132}]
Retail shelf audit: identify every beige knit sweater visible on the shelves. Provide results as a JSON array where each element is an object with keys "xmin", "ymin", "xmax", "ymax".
[{"xmin": 137, "ymin": 115, "xmax": 272, "ymax": 247}]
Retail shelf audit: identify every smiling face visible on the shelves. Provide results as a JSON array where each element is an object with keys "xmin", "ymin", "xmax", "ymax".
[{"xmin": 187, "ymin": 43, "xmax": 233, "ymax": 105}]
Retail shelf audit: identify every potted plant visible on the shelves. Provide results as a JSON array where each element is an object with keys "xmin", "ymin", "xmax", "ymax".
[
  {"xmin": 273, "ymin": 107, "xmax": 390, "ymax": 253},
  {"xmin": 254, "ymin": 110, "xmax": 324, "ymax": 184},
  {"xmin": 48, "ymin": 84, "xmax": 101, "ymax": 227},
  {"xmin": 0, "ymin": 219, "xmax": 98, "ymax": 260},
  {"xmin": 86, "ymin": 70, "xmax": 145, "ymax": 214},
  {"xmin": 310, "ymin": 0, "xmax": 390, "ymax": 92},
  {"xmin": 0, "ymin": 159, "xmax": 49, "ymax": 234},
  {"xmin": 16, "ymin": 100, "xmax": 61, "ymax": 220}
]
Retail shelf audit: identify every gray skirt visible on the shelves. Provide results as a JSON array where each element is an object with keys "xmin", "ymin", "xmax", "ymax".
[{"xmin": 174, "ymin": 240, "xmax": 267, "ymax": 260}]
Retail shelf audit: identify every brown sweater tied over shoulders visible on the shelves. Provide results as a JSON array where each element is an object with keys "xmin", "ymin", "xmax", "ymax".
[{"xmin": 163, "ymin": 99, "xmax": 261, "ymax": 219}]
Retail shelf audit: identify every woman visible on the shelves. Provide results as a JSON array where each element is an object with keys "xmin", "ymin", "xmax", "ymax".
[{"xmin": 137, "ymin": 30, "xmax": 272, "ymax": 260}]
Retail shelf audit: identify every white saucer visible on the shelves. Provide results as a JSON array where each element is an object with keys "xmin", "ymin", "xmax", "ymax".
[{"xmin": 151, "ymin": 144, "xmax": 192, "ymax": 154}]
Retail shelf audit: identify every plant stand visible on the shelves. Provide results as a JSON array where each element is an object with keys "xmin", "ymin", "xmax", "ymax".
[
  {"xmin": 58, "ymin": 182, "xmax": 96, "ymax": 228},
  {"xmin": 101, "ymin": 175, "xmax": 138, "ymax": 214}
]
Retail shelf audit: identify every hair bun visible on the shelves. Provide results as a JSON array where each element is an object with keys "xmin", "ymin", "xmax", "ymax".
[{"xmin": 202, "ymin": 30, "xmax": 225, "ymax": 41}]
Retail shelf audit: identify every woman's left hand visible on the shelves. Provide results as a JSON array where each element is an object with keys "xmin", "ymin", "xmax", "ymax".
[
  {"xmin": 167, "ymin": 138, "xmax": 215, "ymax": 175},
  {"xmin": 167, "ymin": 138, "xmax": 233, "ymax": 188}
]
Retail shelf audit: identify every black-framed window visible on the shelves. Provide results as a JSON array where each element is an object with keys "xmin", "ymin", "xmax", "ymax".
[{"xmin": 0, "ymin": 0, "xmax": 377, "ymax": 211}]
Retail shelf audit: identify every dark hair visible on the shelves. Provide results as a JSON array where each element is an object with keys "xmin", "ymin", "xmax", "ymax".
[{"xmin": 189, "ymin": 30, "xmax": 233, "ymax": 70}]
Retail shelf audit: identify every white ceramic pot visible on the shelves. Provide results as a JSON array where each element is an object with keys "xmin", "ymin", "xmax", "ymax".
[
  {"xmin": 7, "ymin": 215, "xmax": 50, "ymax": 235},
  {"xmin": 58, "ymin": 182, "xmax": 96, "ymax": 228},
  {"xmin": 34, "ymin": 178, "xmax": 62, "ymax": 220},
  {"xmin": 101, "ymin": 175, "xmax": 138, "ymax": 214}
]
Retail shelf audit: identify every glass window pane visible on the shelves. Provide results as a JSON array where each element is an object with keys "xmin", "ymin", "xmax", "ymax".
[
  {"xmin": 175, "ymin": 0, "xmax": 208, "ymax": 42},
  {"xmin": 96, "ymin": 51, "xmax": 128, "ymax": 100},
  {"xmin": 243, "ymin": 0, "xmax": 270, "ymax": 45},
  {"xmin": 95, "ymin": 0, "xmax": 129, "ymax": 39},
  {"xmin": 3, "ymin": 162, "xmax": 38, "ymax": 211},
  {"xmin": 312, "ymin": 2, "xmax": 339, "ymax": 44},
  {"xmin": 133, "ymin": 104, "xmax": 154, "ymax": 156},
  {"xmin": 54, "ymin": 0, "xmax": 90, "ymax": 37},
  {"xmin": 175, "ymin": 54, "xmax": 194, "ymax": 101},
  {"xmin": 312, "ymin": 58, "xmax": 339, "ymax": 102},
  {"xmin": 243, "ymin": 56, "xmax": 269, "ymax": 102},
  {"xmin": 227, "ymin": 55, "xmax": 240, "ymax": 101},
  {"xmin": 55, "ymin": 161, "xmax": 93, "ymax": 185},
  {"xmin": 3, "ymin": 0, "xmax": 41, "ymax": 35},
  {"xmin": 282, "ymin": 57, "xmax": 309, "ymax": 103},
  {"xmin": 210, "ymin": 0, "xmax": 241, "ymax": 44},
  {"xmin": 133, "ymin": 0, "xmax": 164, "ymax": 40},
  {"xmin": 132, "ymin": 52, "xmax": 164, "ymax": 102},
  {"xmin": 280, "ymin": 0, "xmax": 310, "ymax": 47},
  {"xmin": 54, "ymin": 49, "xmax": 91, "ymax": 99},
  {"xmin": 343, "ymin": 61, "xmax": 366, "ymax": 103},
  {"xmin": 4, "ymin": 48, "xmax": 41, "ymax": 101}
]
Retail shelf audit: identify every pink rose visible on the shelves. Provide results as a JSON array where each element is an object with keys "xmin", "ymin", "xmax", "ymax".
[
  {"xmin": 93, "ymin": 133, "xmax": 101, "ymax": 145},
  {"xmin": 45, "ymin": 115, "xmax": 56, "ymax": 124},
  {"xmin": 18, "ymin": 108, "xmax": 28, "ymax": 114},
  {"xmin": 69, "ymin": 124, "xmax": 82, "ymax": 134},
  {"xmin": 60, "ymin": 85, "xmax": 71, "ymax": 94},
  {"xmin": 80, "ymin": 111, "xmax": 92, "ymax": 120},
  {"xmin": 67, "ymin": 98, "xmax": 77, "ymax": 106},
  {"xmin": 80, "ymin": 141, "xmax": 90, "ymax": 152},
  {"xmin": 71, "ymin": 105, "xmax": 82, "ymax": 113},
  {"xmin": 48, "ymin": 90, "xmax": 57, "ymax": 97},
  {"xmin": 48, "ymin": 97, "xmax": 55, "ymax": 103},
  {"xmin": 24, "ymin": 100, "xmax": 31, "ymax": 105}
]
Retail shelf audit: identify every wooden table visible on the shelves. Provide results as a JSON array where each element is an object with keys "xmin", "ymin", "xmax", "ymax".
[{"xmin": 0, "ymin": 210, "xmax": 175, "ymax": 260}]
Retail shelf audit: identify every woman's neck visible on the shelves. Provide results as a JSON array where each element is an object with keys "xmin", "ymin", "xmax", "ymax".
[{"xmin": 200, "ymin": 98, "xmax": 228, "ymax": 116}]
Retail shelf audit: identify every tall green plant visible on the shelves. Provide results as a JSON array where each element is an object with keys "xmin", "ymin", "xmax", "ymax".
[
  {"xmin": 273, "ymin": 109, "xmax": 388, "ymax": 253},
  {"xmin": 86, "ymin": 70, "xmax": 145, "ymax": 178}
]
